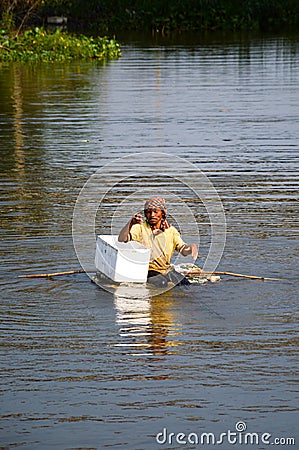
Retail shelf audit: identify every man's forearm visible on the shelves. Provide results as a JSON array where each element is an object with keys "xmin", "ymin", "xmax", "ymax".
[
  {"xmin": 118, "ymin": 220, "xmax": 132, "ymax": 242},
  {"xmin": 180, "ymin": 243, "xmax": 198, "ymax": 260},
  {"xmin": 118, "ymin": 214, "xmax": 143, "ymax": 242},
  {"xmin": 180, "ymin": 245, "xmax": 192, "ymax": 256}
]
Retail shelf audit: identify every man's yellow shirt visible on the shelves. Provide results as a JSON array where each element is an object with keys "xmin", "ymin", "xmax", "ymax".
[{"xmin": 130, "ymin": 221, "xmax": 185, "ymax": 274}]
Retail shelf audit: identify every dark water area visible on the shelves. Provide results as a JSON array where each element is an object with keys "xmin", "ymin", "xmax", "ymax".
[{"xmin": 0, "ymin": 32, "xmax": 298, "ymax": 449}]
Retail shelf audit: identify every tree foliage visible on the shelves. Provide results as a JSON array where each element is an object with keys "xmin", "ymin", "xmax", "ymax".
[
  {"xmin": 1, "ymin": 0, "xmax": 299, "ymax": 35},
  {"xmin": 1, "ymin": 0, "xmax": 43, "ymax": 34}
]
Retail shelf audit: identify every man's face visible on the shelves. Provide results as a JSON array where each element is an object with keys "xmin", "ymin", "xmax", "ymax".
[{"xmin": 145, "ymin": 207, "xmax": 163, "ymax": 226}]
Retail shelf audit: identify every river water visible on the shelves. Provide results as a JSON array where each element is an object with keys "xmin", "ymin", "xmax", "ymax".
[{"xmin": 0, "ymin": 32, "xmax": 298, "ymax": 449}]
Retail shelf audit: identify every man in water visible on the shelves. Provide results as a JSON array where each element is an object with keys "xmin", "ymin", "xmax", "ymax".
[{"xmin": 118, "ymin": 196, "xmax": 198, "ymax": 287}]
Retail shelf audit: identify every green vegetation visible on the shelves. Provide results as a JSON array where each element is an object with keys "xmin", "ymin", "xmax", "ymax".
[
  {"xmin": 0, "ymin": 27, "xmax": 121, "ymax": 62},
  {"xmin": 102, "ymin": 0, "xmax": 297, "ymax": 33},
  {"xmin": 46, "ymin": 0, "xmax": 299, "ymax": 33},
  {"xmin": 0, "ymin": 0, "xmax": 298, "ymax": 63},
  {"xmin": 0, "ymin": 1, "xmax": 121, "ymax": 63},
  {"xmin": 1, "ymin": 0, "xmax": 299, "ymax": 35}
]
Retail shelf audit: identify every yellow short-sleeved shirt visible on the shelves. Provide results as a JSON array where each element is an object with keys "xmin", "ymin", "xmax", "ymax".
[{"xmin": 130, "ymin": 221, "xmax": 185, "ymax": 274}]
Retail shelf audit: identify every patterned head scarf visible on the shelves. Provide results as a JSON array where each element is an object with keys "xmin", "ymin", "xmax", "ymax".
[
  {"xmin": 144, "ymin": 196, "xmax": 166, "ymax": 213},
  {"xmin": 144, "ymin": 196, "xmax": 170, "ymax": 231}
]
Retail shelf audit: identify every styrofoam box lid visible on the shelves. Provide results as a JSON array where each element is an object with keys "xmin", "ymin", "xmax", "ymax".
[{"xmin": 97, "ymin": 235, "xmax": 150, "ymax": 253}]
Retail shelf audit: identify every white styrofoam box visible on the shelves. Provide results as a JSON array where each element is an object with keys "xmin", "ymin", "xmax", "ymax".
[{"xmin": 95, "ymin": 235, "xmax": 150, "ymax": 283}]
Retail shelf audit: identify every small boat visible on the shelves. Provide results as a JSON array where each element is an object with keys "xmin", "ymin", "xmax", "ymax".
[{"xmin": 93, "ymin": 235, "xmax": 220, "ymax": 294}]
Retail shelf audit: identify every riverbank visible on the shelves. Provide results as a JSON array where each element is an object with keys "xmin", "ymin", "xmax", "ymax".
[
  {"xmin": 47, "ymin": 0, "xmax": 299, "ymax": 34},
  {"xmin": 2, "ymin": 0, "xmax": 298, "ymax": 40}
]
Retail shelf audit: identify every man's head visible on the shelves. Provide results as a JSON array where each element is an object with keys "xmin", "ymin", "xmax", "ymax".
[
  {"xmin": 144, "ymin": 196, "xmax": 166, "ymax": 213},
  {"xmin": 144, "ymin": 196, "xmax": 166, "ymax": 227}
]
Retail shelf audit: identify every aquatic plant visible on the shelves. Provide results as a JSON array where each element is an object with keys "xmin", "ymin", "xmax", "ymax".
[{"xmin": 0, "ymin": 27, "xmax": 121, "ymax": 62}]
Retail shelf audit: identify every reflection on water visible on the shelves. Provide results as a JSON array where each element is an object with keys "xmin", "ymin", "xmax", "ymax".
[
  {"xmin": 114, "ymin": 285, "xmax": 182, "ymax": 356},
  {"xmin": 12, "ymin": 66, "xmax": 25, "ymax": 171}
]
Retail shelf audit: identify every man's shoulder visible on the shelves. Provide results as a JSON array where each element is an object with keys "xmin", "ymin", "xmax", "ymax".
[
  {"xmin": 164, "ymin": 225, "xmax": 183, "ymax": 239},
  {"xmin": 166, "ymin": 226, "xmax": 185, "ymax": 248},
  {"xmin": 167, "ymin": 225, "xmax": 180, "ymax": 234}
]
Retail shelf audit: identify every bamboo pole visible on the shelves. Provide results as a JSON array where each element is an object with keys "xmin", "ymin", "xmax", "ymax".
[
  {"xmin": 186, "ymin": 269, "xmax": 283, "ymax": 281},
  {"xmin": 18, "ymin": 270, "xmax": 87, "ymax": 278},
  {"xmin": 18, "ymin": 269, "xmax": 286, "ymax": 282}
]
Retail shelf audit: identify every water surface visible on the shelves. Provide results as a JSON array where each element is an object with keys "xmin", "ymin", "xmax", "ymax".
[{"xmin": 0, "ymin": 32, "xmax": 298, "ymax": 449}]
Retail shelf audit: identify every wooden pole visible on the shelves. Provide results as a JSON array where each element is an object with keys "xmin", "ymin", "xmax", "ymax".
[
  {"xmin": 187, "ymin": 269, "xmax": 283, "ymax": 281},
  {"xmin": 17, "ymin": 269, "xmax": 286, "ymax": 282},
  {"xmin": 18, "ymin": 270, "xmax": 87, "ymax": 278}
]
